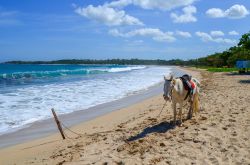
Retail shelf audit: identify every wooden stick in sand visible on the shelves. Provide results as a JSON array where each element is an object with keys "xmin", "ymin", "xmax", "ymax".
[{"xmin": 51, "ymin": 108, "xmax": 65, "ymax": 140}]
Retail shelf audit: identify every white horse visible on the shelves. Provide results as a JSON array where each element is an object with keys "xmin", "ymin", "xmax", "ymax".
[{"xmin": 163, "ymin": 74, "xmax": 200, "ymax": 126}]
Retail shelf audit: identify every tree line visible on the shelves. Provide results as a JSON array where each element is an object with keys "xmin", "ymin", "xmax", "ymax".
[
  {"xmin": 5, "ymin": 59, "xmax": 179, "ymax": 65},
  {"xmin": 5, "ymin": 32, "xmax": 250, "ymax": 67},
  {"xmin": 193, "ymin": 31, "xmax": 250, "ymax": 67}
]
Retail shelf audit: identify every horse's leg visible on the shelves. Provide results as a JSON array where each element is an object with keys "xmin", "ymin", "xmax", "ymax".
[
  {"xmin": 172, "ymin": 102, "xmax": 177, "ymax": 126},
  {"xmin": 179, "ymin": 103, "xmax": 183, "ymax": 126}
]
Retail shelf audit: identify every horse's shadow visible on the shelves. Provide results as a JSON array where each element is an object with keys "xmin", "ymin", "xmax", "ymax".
[
  {"xmin": 127, "ymin": 121, "xmax": 174, "ymax": 142},
  {"xmin": 226, "ymin": 72, "xmax": 250, "ymax": 76},
  {"xmin": 239, "ymin": 80, "xmax": 250, "ymax": 84},
  {"xmin": 225, "ymin": 72, "xmax": 250, "ymax": 84}
]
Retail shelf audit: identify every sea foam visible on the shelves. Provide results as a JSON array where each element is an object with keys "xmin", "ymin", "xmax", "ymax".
[{"xmin": 0, "ymin": 65, "xmax": 171, "ymax": 135}]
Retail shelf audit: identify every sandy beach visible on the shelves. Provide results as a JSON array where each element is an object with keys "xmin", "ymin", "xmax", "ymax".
[{"xmin": 0, "ymin": 67, "xmax": 249, "ymax": 165}]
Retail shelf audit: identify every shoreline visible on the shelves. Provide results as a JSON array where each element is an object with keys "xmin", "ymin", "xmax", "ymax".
[{"xmin": 0, "ymin": 66, "xmax": 186, "ymax": 149}]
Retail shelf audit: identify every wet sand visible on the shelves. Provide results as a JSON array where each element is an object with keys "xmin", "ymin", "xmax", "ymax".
[{"xmin": 0, "ymin": 67, "xmax": 249, "ymax": 165}]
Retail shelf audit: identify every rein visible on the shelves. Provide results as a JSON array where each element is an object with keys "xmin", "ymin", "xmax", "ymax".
[
  {"xmin": 157, "ymin": 101, "xmax": 167, "ymax": 117},
  {"xmin": 158, "ymin": 79, "xmax": 174, "ymax": 117},
  {"xmin": 169, "ymin": 80, "xmax": 174, "ymax": 100}
]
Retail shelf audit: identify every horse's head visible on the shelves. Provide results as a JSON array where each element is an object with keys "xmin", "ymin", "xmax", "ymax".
[{"xmin": 163, "ymin": 74, "xmax": 174, "ymax": 101}]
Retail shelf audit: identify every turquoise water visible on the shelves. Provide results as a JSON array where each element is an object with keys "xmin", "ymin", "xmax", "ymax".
[
  {"xmin": 0, "ymin": 64, "xmax": 171, "ymax": 134},
  {"xmin": 0, "ymin": 64, "xmax": 139, "ymax": 86}
]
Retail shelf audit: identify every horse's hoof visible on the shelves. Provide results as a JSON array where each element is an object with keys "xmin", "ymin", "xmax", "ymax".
[
  {"xmin": 187, "ymin": 114, "xmax": 192, "ymax": 120},
  {"xmin": 171, "ymin": 122, "xmax": 176, "ymax": 127},
  {"xmin": 171, "ymin": 123, "xmax": 176, "ymax": 126},
  {"xmin": 171, "ymin": 124, "xmax": 176, "ymax": 129}
]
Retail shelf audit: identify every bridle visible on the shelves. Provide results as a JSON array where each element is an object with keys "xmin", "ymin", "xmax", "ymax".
[
  {"xmin": 163, "ymin": 79, "xmax": 174, "ymax": 101},
  {"xmin": 169, "ymin": 79, "xmax": 175, "ymax": 101}
]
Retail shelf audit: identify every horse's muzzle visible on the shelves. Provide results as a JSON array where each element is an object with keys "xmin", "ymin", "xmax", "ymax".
[{"xmin": 163, "ymin": 94, "xmax": 170, "ymax": 101}]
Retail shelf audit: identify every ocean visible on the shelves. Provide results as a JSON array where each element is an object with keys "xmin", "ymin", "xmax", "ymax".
[{"xmin": 0, "ymin": 64, "xmax": 171, "ymax": 135}]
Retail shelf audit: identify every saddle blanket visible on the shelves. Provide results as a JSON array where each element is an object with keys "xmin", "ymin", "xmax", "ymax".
[{"xmin": 184, "ymin": 80, "xmax": 196, "ymax": 90}]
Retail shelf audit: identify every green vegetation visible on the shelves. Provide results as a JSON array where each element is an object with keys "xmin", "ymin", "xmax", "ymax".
[
  {"xmin": 194, "ymin": 31, "xmax": 250, "ymax": 68},
  {"xmin": 206, "ymin": 68, "xmax": 238, "ymax": 72},
  {"xmin": 5, "ymin": 59, "xmax": 177, "ymax": 65},
  {"xmin": 4, "ymin": 31, "xmax": 250, "ymax": 72},
  {"xmin": 193, "ymin": 31, "xmax": 250, "ymax": 72}
]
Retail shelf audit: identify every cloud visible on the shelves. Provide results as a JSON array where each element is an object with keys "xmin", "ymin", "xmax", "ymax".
[
  {"xmin": 105, "ymin": 0, "xmax": 132, "ymax": 8},
  {"xmin": 170, "ymin": 5, "xmax": 197, "ymax": 23},
  {"xmin": 225, "ymin": 4, "xmax": 249, "ymax": 19},
  {"xmin": 229, "ymin": 30, "xmax": 239, "ymax": 35},
  {"xmin": 124, "ymin": 39, "xmax": 144, "ymax": 46},
  {"xmin": 210, "ymin": 30, "xmax": 224, "ymax": 37},
  {"xmin": 106, "ymin": 0, "xmax": 197, "ymax": 11},
  {"xmin": 109, "ymin": 29, "xmax": 123, "ymax": 36},
  {"xmin": 206, "ymin": 4, "xmax": 249, "ymax": 19},
  {"xmin": 206, "ymin": 8, "xmax": 224, "ymax": 18},
  {"xmin": 74, "ymin": 1, "xmax": 198, "ymax": 27},
  {"xmin": 195, "ymin": 32, "xmax": 213, "ymax": 41},
  {"xmin": 74, "ymin": 5, "xmax": 143, "ymax": 26},
  {"xmin": 109, "ymin": 28, "xmax": 176, "ymax": 42},
  {"xmin": 176, "ymin": 30, "xmax": 192, "ymax": 38},
  {"xmin": 133, "ymin": 40, "xmax": 144, "ymax": 43},
  {"xmin": 196, "ymin": 31, "xmax": 236, "ymax": 44}
]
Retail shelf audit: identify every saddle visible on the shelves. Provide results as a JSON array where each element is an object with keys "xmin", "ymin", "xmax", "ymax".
[{"xmin": 180, "ymin": 74, "xmax": 196, "ymax": 100}]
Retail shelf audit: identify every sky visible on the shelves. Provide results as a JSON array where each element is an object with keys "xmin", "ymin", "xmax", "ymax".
[{"xmin": 0, "ymin": 0, "xmax": 249, "ymax": 62}]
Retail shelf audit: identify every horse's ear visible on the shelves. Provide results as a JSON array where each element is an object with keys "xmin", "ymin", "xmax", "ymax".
[
  {"xmin": 173, "ymin": 79, "xmax": 176, "ymax": 84},
  {"xmin": 164, "ymin": 74, "xmax": 173, "ymax": 81}
]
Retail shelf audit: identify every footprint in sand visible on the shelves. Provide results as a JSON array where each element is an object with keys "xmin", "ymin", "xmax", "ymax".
[
  {"xmin": 117, "ymin": 124, "xmax": 124, "ymax": 128},
  {"xmin": 221, "ymin": 148, "xmax": 228, "ymax": 152},
  {"xmin": 209, "ymin": 157, "xmax": 219, "ymax": 165},
  {"xmin": 228, "ymin": 119, "xmax": 236, "ymax": 122},
  {"xmin": 232, "ymin": 131, "xmax": 237, "ymax": 136},
  {"xmin": 159, "ymin": 142, "xmax": 166, "ymax": 147},
  {"xmin": 147, "ymin": 117, "xmax": 157, "ymax": 122},
  {"xmin": 200, "ymin": 116, "xmax": 207, "ymax": 120},
  {"xmin": 115, "ymin": 128, "xmax": 123, "ymax": 132},
  {"xmin": 210, "ymin": 123, "xmax": 216, "ymax": 126},
  {"xmin": 222, "ymin": 127, "xmax": 228, "ymax": 130}
]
